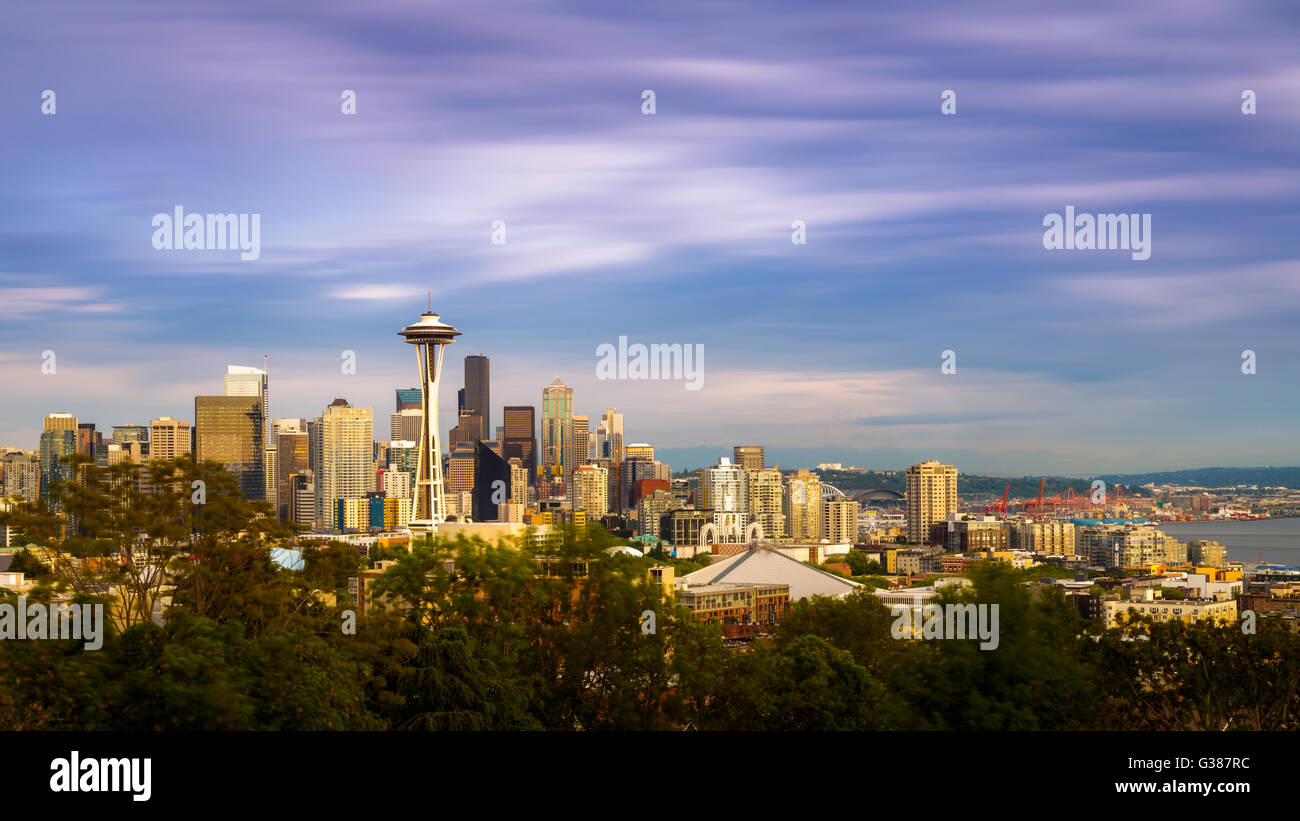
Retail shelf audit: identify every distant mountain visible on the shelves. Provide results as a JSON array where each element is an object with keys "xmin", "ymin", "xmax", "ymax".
[
  {"xmin": 1093, "ymin": 467, "xmax": 1300, "ymax": 490},
  {"xmin": 669, "ymin": 457, "xmax": 1300, "ymax": 495}
]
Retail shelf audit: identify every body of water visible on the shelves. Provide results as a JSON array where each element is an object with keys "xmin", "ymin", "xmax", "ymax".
[{"xmin": 1158, "ymin": 518, "xmax": 1300, "ymax": 566}]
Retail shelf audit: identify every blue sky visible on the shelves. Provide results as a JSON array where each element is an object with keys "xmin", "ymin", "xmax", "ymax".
[{"xmin": 2, "ymin": 0, "xmax": 1298, "ymax": 475}]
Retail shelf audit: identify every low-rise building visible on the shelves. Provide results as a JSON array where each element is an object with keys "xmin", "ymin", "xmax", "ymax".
[
  {"xmin": 1103, "ymin": 589, "xmax": 1238, "ymax": 628},
  {"xmin": 677, "ymin": 582, "xmax": 789, "ymax": 625}
]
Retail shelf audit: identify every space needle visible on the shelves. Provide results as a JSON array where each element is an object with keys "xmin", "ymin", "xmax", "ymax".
[{"xmin": 399, "ymin": 304, "xmax": 461, "ymax": 536}]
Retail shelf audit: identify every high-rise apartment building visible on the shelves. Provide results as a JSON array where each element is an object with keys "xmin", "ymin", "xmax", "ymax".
[
  {"xmin": 149, "ymin": 417, "xmax": 192, "ymax": 461},
  {"xmin": 785, "ymin": 469, "xmax": 822, "ymax": 541},
  {"xmin": 541, "ymin": 378, "xmax": 574, "ymax": 489},
  {"xmin": 905, "ymin": 460, "xmax": 958, "ymax": 545},
  {"xmin": 195, "ymin": 396, "xmax": 264, "ymax": 500},
  {"xmin": 2, "ymin": 451, "xmax": 40, "ymax": 502},
  {"xmin": 1188, "ymin": 539, "xmax": 1228, "ymax": 569},
  {"xmin": 463, "ymin": 355, "xmax": 490, "ymax": 438},
  {"xmin": 748, "ymin": 467, "xmax": 787, "ymax": 539},
  {"xmin": 314, "ymin": 399, "xmax": 373, "ymax": 531},
  {"xmin": 572, "ymin": 464, "xmax": 609, "ymax": 519},
  {"xmin": 701, "ymin": 457, "xmax": 749, "ymax": 541},
  {"xmin": 733, "ymin": 446, "xmax": 765, "ymax": 471},
  {"xmin": 1009, "ymin": 519, "xmax": 1076, "ymax": 555}
]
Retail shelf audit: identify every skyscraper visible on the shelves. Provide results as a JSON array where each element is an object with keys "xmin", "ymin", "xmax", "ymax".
[
  {"xmin": 702, "ymin": 457, "xmax": 749, "ymax": 541},
  {"xmin": 748, "ymin": 466, "xmax": 787, "ymax": 539},
  {"xmin": 448, "ymin": 409, "xmax": 485, "ymax": 448},
  {"xmin": 541, "ymin": 378, "xmax": 574, "ymax": 490},
  {"xmin": 572, "ymin": 415, "xmax": 589, "ymax": 469},
  {"xmin": 572, "ymin": 464, "xmax": 609, "ymax": 519},
  {"xmin": 273, "ymin": 418, "xmax": 309, "ymax": 522},
  {"xmin": 597, "ymin": 408, "xmax": 624, "ymax": 461},
  {"xmin": 76, "ymin": 423, "xmax": 99, "ymax": 460},
  {"xmin": 472, "ymin": 440, "xmax": 512, "ymax": 522},
  {"xmin": 395, "ymin": 388, "xmax": 422, "ymax": 412},
  {"xmin": 785, "ymin": 469, "xmax": 822, "ymax": 542},
  {"xmin": 822, "ymin": 498, "xmax": 860, "ymax": 544},
  {"xmin": 2, "ymin": 451, "xmax": 40, "ymax": 502},
  {"xmin": 194, "ymin": 396, "xmax": 264, "ymax": 500},
  {"xmin": 314, "ymin": 399, "xmax": 373, "ymax": 531},
  {"xmin": 39, "ymin": 413, "xmax": 77, "ymax": 498},
  {"xmin": 463, "ymin": 354, "xmax": 490, "ymax": 438},
  {"xmin": 149, "ymin": 417, "xmax": 192, "ymax": 460},
  {"xmin": 733, "ymin": 445, "xmax": 765, "ymax": 471},
  {"xmin": 224, "ymin": 365, "xmax": 270, "ymax": 447},
  {"xmin": 112, "ymin": 424, "xmax": 149, "ymax": 447},
  {"xmin": 905, "ymin": 460, "xmax": 958, "ymax": 545},
  {"xmin": 390, "ymin": 408, "xmax": 422, "ymax": 443},
  {"xmin": 502, "ymin": 406, "xmax": 537, "ymax": 474}
]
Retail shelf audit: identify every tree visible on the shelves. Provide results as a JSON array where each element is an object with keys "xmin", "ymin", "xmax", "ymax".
[{"xmin": 709, "ymin": 636, "xmax": 900, "ymax": 730}]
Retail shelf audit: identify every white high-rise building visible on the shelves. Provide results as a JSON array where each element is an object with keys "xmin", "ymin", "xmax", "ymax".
[
  {"xmin": 224, "ymin": 365, "xmax": 269, "ymax": 447},
  {"xmin": 702, "ymin": 457, "xmax": 750, "ymax": 542}
]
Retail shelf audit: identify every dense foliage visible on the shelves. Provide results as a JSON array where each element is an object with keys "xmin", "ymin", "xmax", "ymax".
[{"xmin": 0, "ymin": 456, "xmax": 1295, "ymax": 730}]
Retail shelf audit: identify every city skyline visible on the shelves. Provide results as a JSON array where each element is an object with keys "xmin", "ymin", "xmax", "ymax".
[{"xmin": 2, "ymin": 1, "xmax": 1299, "ymax": 474}]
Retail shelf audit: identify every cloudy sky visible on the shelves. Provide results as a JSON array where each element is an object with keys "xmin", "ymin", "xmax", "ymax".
[{"xmin": 2, "ymin": 0, "xmax": 1298, "ymax": 475}]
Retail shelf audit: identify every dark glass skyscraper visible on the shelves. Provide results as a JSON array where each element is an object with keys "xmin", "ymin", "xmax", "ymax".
[
  {"xmin": 195, "ymin": 395, "xmax": 265, "ymax": 501},
  {"xmin": 502, "ymin": 405, "xmax": 537, "ymax": 475},
  {"xmin": 472, "ymin": 440, "xmax": 511, "ymax": 521},
  {"xmin": 464, "ymin": 354, "xmax": 490, "ymax": 438}
]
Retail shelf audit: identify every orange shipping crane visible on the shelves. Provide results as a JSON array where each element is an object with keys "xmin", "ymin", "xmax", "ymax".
[{"xmin": 984, "ymin": 483, "xmax": 1010, "ymax": 518}]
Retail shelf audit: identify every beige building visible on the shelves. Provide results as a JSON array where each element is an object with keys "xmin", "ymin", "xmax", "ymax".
[
  {"xmin": 1079, "ymin": 524, "xmax": 1185, "ymax": 569},
  {"xmin": 1009, "ymin": 519, "xmax": 1076, "ymax": 555},
  {"xmin": 1104, "ymin": 590, "xmax": 1238, "ymax": 629},
  {"xmin": 732, "ymin": 445, "xmax": 765, "ymax": 471},
  {"xmin": 314, "ymin": 400, "xmax": 373, "ymax": 531},
  {"xmin": 747, "ymin": 467, "xmax": 786, "ymax": 539},
  {"xmin": 636, "ymin": 489, "xmax": 680, "ymax": 541},
  {"xmin": 1188, "ymin": 539, "xmax": 1228, "ymax": 569},
  {"xmin": 785, "ymin": 469, "xmax": 821, "ymax": 541},
  {"xmin": 905, "ymin": 460, "xmax": 957, "ymax": 544},
  {"xmin": 572, "ymin": 463, "xmax": 609, "ymax": 518},
  {"xmin": 822, "ymin": 498, "xmax": 860, "ymax": 544}
]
